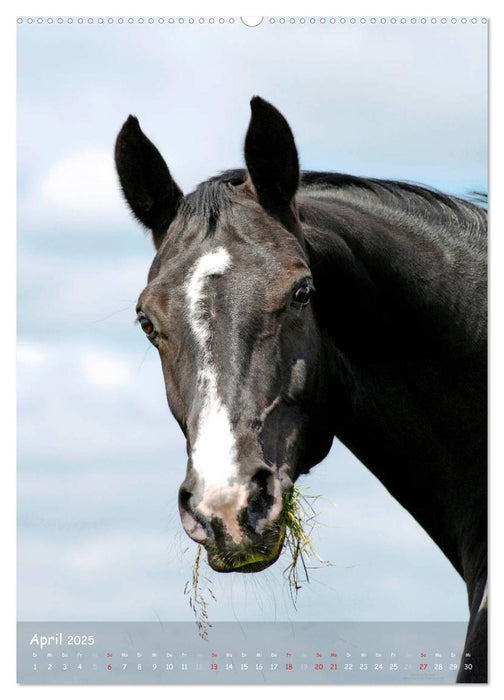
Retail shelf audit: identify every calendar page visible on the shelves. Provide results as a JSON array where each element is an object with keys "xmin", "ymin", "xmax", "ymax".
[{"xmin": 16, "ymin": 13, "xmax": 488, "ymax": 685}]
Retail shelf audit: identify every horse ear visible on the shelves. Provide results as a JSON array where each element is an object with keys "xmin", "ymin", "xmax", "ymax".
[
  {"xmin": 115, "ymin": 116, "xmax": 183, "ymax": 249},
  {"xmin": 244, "ymin": 97, "xmax": 300, "ymax": 217}
]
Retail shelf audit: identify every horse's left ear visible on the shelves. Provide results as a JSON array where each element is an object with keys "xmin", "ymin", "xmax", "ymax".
[{"xmin": 244, "ymin": 97, "xmax": 300, "ymax": 222}]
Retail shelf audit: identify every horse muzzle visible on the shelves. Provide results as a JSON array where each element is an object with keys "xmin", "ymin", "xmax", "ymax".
[
  {"xmin": 178, "ymin": 466, "xmax": 289, "ymax": 572},
  {"xmin": 204, "ymin": 522, "xmax": 286, "ymax": 573}
]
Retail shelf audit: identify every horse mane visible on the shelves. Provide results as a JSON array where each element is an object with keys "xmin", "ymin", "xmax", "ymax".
[
  {"xmin": 181, "ymin": 168, "xmax": 486, "ymax": 241},
  {"xmin": 299, "ymin": 171, "xmax": 487, "ymax": 246}
]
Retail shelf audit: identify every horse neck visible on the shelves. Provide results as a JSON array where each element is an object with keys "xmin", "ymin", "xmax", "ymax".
[{"xmin": 301, "ymin": 191, "xmax": 487, "ymax": 589}]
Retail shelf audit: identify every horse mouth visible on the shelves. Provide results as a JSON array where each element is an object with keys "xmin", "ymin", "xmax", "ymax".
[{"xmin": 205, "ymin": 524, "xmax": 286, "ymax": 573}]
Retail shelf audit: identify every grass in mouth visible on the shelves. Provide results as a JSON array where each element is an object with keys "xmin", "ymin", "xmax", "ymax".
[
  {"xmin": 185, "ymin": 486, "xmax": 329, "ymax": 636},
  {"xmin": 281, "ymin": 485, "xmax": 329, "ymax": 608}
]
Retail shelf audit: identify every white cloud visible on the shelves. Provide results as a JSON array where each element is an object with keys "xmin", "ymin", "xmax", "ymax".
[
  {"xmin": 18, "ymin": 250, "xmax": 148, "ymax": 336},
  {"xmin": 17, "ymin": 342, "xmax": 47, "ymax": 367},
  {"xmin": 39, "ymin": 149, "xmax": 125, "ymax": 227},
  {"xmin": 17, "ymin": 338, "xmax": 182, "ymax": 460},
  {"xmin": 81, "ymin": 350, "xmax": 133, "ymax": 388}
]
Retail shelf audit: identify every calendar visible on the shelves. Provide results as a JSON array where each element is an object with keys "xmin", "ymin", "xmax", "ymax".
[
  {"xmin": 16, "ymin": 12, "xmax": 488, "ymax": 687},
  {"xmin": 18, "ymin": 622, "xmax": 468, "ymax": 684}
]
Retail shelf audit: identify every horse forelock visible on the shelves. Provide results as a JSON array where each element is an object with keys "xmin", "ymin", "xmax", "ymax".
[{"xmin": 179, "ymin": 170, "xmax": 247, "ymax": 238}]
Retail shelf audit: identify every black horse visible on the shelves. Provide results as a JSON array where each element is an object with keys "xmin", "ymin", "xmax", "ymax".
[{"xmin": 115, "ymin": 97, "xmax": 487, "ymax": 682}]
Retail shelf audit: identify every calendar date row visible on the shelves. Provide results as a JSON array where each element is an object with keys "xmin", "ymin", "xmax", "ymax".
[{"xmin": 32, "ymin": 661, "xmax": 465, "ymax": 672}]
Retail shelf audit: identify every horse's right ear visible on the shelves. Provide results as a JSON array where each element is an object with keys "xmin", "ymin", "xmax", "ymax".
[
  {"xmin": 244, "ymin": 97, "xmax": 299, "ymax": 222},
  {"xmin": 114, "ymin": 116, "xmax": 183, "ymax": 249}
]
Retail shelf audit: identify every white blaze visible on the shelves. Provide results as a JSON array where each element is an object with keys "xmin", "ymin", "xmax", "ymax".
[{"xmin": 185, "ymin": 247, "xmax": 239, "ymax": 492}]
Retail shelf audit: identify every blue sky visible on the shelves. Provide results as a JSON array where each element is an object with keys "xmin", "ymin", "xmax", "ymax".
[{"xmin": 17, "ymin": 17, "xmax": 487, "ymax": 624}]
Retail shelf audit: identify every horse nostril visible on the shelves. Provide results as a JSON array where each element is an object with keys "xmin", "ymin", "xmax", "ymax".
[
  {"xmin": 253, "ymin": 469, "xmax": 269, "ymax": 495},
  {"xmin": 178, "ymin": 486, "xmax": 193, "ymax": 513},
  {"xmin": 247, "ymin": 468, "xmax": 275, "ymax": 529},
  {"xmin": 178, "ymin": 485, "xmax": 211, "ymax": 544}
]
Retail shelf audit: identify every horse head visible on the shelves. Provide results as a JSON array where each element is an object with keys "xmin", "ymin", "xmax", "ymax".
[{"xmin": 115, "ymin": 98, "xmax": 334, "ymax": 572}]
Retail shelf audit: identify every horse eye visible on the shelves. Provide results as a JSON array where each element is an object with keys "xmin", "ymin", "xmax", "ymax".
[
  {"xmin": 292, "ymin": 282, "xmax": 312, "ymax": 307},
  {"xmin": 140, "ymin": 316, "xmax": 154, "ymax": 336}
]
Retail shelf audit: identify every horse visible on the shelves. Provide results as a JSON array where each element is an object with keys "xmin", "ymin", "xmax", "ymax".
[{"xmin": 114, "ymin": 96, "xmax": 487, "ymax": 683}]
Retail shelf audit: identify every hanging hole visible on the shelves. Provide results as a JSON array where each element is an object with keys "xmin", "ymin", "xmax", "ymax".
[{"xmin": 241, "ymin": 16, "xmax": 263, "ymax": 27}]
